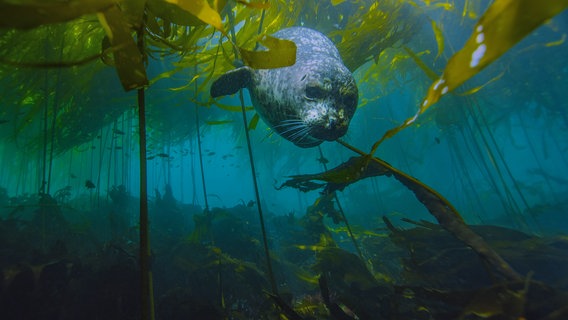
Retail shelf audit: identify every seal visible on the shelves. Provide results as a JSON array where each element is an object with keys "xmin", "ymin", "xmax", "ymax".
[{"xmin": 210, "ymin": 27, "xmax": 358, "ymax": 148}]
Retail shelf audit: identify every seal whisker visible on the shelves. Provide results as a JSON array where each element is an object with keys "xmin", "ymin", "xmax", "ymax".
[
  {"xmin": 276, "ymin": 120, "xmax": 308, "ymax": 137},
  {"xmin": 280, "ymin": 124, "xmax": 305, "ymax": 136},
  {"xmin": 288, "ymin": 126, "xmax": 312, "ymax": 142},
  {"xmin": 273, "ymin": 119, "xmax": 304, "ymax": 129},
  {"xmin": 285, "ymin": 122, "xmax": 307, "ymax": 132}
]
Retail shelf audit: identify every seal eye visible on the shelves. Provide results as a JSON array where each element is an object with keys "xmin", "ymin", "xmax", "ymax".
[
  {"xmin": 342, "ymin": 93, "xmax": 358, "ymax": 108},
  {"xmin": 305, "ymin": 85, "xmax": 325, "ymax": 100}
]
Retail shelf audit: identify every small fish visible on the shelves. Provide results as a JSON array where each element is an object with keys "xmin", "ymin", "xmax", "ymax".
[
  {"xmin": 434, "ymin": 137, "xmax": 440, "ymax": 144},
  {"xmin": 156, "ymin": 153, "xmax": 170, "ymax": 158},
  {"xmin": 207, "ymin": 152, "xmax": 216, "ymax": 156},
  {"xmin": 0, "ymin": 119, "xmax": 9, "ymax": 125},
  {"xmin": 222, "ymin": 154, "xmax": 234, "ymax": 160},
  {"xmin": 70, "ymin": 173, "xmax": 77, "ymax": 179},
  {"xmin": 115, "ymin": 146, "xmax": 123, "ymax": 150},
  {"xmin": 113, "ymin": 129, "xmax": 125, "ymax": 135},
  {"xmin": 85, "ymin": 180, "xmax": 96, "ymax": 189},
  {"xmin": 317, "ymin": 156, "xmax": 329, "ymax": 164},
  {"xmin": 246, "ymin": 200, "xmax": 256, "ymax": 208}
]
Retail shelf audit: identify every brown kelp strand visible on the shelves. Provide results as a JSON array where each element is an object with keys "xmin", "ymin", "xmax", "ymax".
[{"xmin": 279, "ymin": 139, "xmax": 521, "ymax": 281}]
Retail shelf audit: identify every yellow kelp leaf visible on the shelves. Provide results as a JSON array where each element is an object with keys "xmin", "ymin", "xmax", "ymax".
[
  {"xmin": 214, "ymin": 101, "xmax": 254, "ymax": 112},
  {"xmin": 403, "ymin": 46, "xmax": 439, "ymax": 81},
  {"xmin": 370, "ymin": 0, "xmax": 568, "ymax": 152},
  {"xmin": 164, "ymin": 0, "xmax": 224, "ymax": 32},
  {"xmin": 240, "ymin": 34, "xmax": 297, "ymax": 69},
  {"xmin": 0, "ymin": 0, "xmax": 114, "ymax": 29},
  {"xmin": 150, "ymin": 68, "xmax": 191, "ymax": 85},
  {"xmin": 545, "ymin": 33, "xmax": 566, "ymax": 47},
  {"xmin": 98, "ymin": 5, "xmax": 148, "ymax": 91},
  {"xmin": 235, "ymin": 0, "xmax": 270, "ymax": 9},
  {"xmin": 462, "ymin": 0, "xmax": 479, "ymax": 20},
  {"xmin": 456, "ymin": 71, "xmax": 504, "ymax": 96},
  {"xmin": 431, "ymin": 20, "xmax": 444, "ymax": 60},
  {"xmin": 248, "ymin": 113, "xmax": 260, "ymax": 130},
  {"xmin": 432, "ymin": 2, "xmax": 454, "ymax": 11},
  {"xmin": 331, "ymin": 0, "xmax": 345, "ymax": 5},
  {"xmin": 418, "ymin": 0, "xmax": 568, "ymax": 116}
]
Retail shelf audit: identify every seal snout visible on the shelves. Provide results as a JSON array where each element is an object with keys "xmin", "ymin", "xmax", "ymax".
[{"xmin": 310, "ymin": 110, "xmax": 349, "ymax": 141}]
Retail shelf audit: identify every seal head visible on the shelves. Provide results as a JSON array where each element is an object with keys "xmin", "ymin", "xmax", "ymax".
[{"xmin": 210, "ymin": 27, "xmax": 358, "ymax": 148}]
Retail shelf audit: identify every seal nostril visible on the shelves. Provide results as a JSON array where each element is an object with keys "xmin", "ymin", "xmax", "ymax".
[{"xmin": 328, "ymin": 118, "xmax": 336, "ymax": 129}]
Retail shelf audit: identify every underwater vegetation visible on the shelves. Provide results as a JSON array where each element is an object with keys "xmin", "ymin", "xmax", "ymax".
[{"xmin": 0, "ymin": 0, "xmax": 568, "ymax": 319}]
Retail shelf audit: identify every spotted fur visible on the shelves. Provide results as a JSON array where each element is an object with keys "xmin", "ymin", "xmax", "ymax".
[{"xmin": 211, "ymin": 27, "xmax": 358, "ymax": 148}]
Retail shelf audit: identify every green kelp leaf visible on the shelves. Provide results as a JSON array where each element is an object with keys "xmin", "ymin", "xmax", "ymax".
[
  {"xmin": 213, "ymin": 101, "xmax": 254, "ymax": 112},
  {"xmin": 331, "ymin": 0, "xmax": 345, "ymax": 5},
  {"xmin": 205, "ymin": 119, "xmax": 234, "ymax": 125},
  {"xmin": 403, "ymin": 46, "xmax": 439, "ymax": 81},
  {"xmin": 248, "ymin": 113, "xmax": 260, "ymax": 130},
  {"xmin": 277, "ymin": 155, "xmax": 391, "ymax": 193},
  {"xmin": 0, "ymin": 0, "xmax": 115, "ymax": 29},
  {"xmin": 370, "ymin": 0, "xmax": 568, "ymax": 152},
  {"xmin": 164, "ymin": 0, "xmax": 224, "ymax": 32},
  {"xmin": 240, "ymin": 34, "xmax": 297, "ymax": 69},
  {"xmin": 98, "ymin": 5, "xmax": 148, "ymax": 91},
  {"xmin": 147, "ymin": 0, "xmax": 205, "ymax": 27},
  {"xmin": 120, "ymin": 0, "xmax": 147, "ymax": 28}
]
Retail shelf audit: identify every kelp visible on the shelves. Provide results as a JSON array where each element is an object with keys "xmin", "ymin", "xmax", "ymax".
[
  {"xmin": 98, "ymin": 5, "xmax": 148, "ymax": 91},
  {"xmin": 370, "ymin": 0, "xmax": 568, "ymax": 151},
  {"xmin": 164, "ymin": 0, "xmax": 225, "ymax": 32},
  {"xmin": 314, "ymin": 247, "xmax": 392, "ymax": 319},
  {"xmin": 430, "ymin": 19, "xmax": 444, "ymax": 60},
  {"xmin": 277, "ymin": 154, "xmax": 390, "ymax": 194},
  {"xmin": 0, "ymin": 0, "xmax": 114, "ymax": 29},
  {"xmin": 329, "ymin": 0, "xmax": 420, "ymax": 72},
  {"xmin": 279, "ymin": 140, "xmax": 522, "ymax": 282},
  {"xmin": 239, "ymin": 34, "xmax": 297, "ymax": 69},
  {"xmin": 0, "ymin": 0, "xmax": 483, "ymax": 153},
  {"xmin": 0, "ymin": 0, "xmax": 427, "ymax": 153}
]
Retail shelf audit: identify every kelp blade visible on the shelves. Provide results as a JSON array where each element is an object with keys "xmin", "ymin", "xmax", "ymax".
[
  {"xmin": 403, "ymin": 46, "xmax": 438, "ymax": 81},
  {"xmin": 0, "ymin": 0, "xmax": 114, "ymax": 29},
  {"xmin": 235, "ymin": 0, "xmax": 270, "ymax": 9},
  {"xmin": 164, "ymin": 0, "xmax": 224, "ymax": 32},
  {"xmin": 248, "ymin": 113, "xmax": 260, "ymax": 130},
  {"xmin": 417, "ymin": 0, "xmax": 568, "ymax": 121},
  {"xmin": 240, "ymin": 34, "xmax": 297, "ymax": 69},
  {"xmin": 278, "ymin": 155, "xmax": 390, "ymax": 193},
  {"xmin": 147, "ymin": 0, "xmax": 205, "ymax": 26},
  {"xmin": 98, "ymin": 6, "xmax": 148, "ymax": 91},
  {"xmin": 430, "ymin": 20, "xmax": 444, "ymax": 60},
  {"xmin": 371, "ymin": 0, "xmax": 568, "ymax": 151}
]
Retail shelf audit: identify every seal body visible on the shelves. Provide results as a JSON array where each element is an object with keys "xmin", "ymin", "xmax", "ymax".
[{"xmin": 210, "ymin": 27, "xmax": 358, "ymax": 148}]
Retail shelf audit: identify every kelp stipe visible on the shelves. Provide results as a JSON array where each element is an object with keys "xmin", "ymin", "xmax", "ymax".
[
  {"xmin": 336, "ymin": 139, "xmax": 522, "ymax": 282},
  {"xmin": 317, "ymin": 145, "xmax": 366, "ymax": 266},
  {"xmin": 194, "ymin": 68, "xmax": 210, "ymax": 213},
  {"xmin": 134, "ymin": 24, "xmax": 155, "ymax": 320},
  {"xmin": 466, "ymin": 97, "xmax": 540, "ymax": 233},
  {"xmin": 279, "ymin": 138, "xmax": 522, "ymax": 281}
]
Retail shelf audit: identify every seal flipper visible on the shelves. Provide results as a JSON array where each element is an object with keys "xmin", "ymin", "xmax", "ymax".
[{"xmin": 210, "ymin": 67, "xmax": 252, "ymax": 97}]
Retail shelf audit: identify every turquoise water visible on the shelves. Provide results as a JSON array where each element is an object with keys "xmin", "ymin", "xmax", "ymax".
[{"xmin": 1, "ymin": 2, "xmax": 567, "ymax": 319}]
